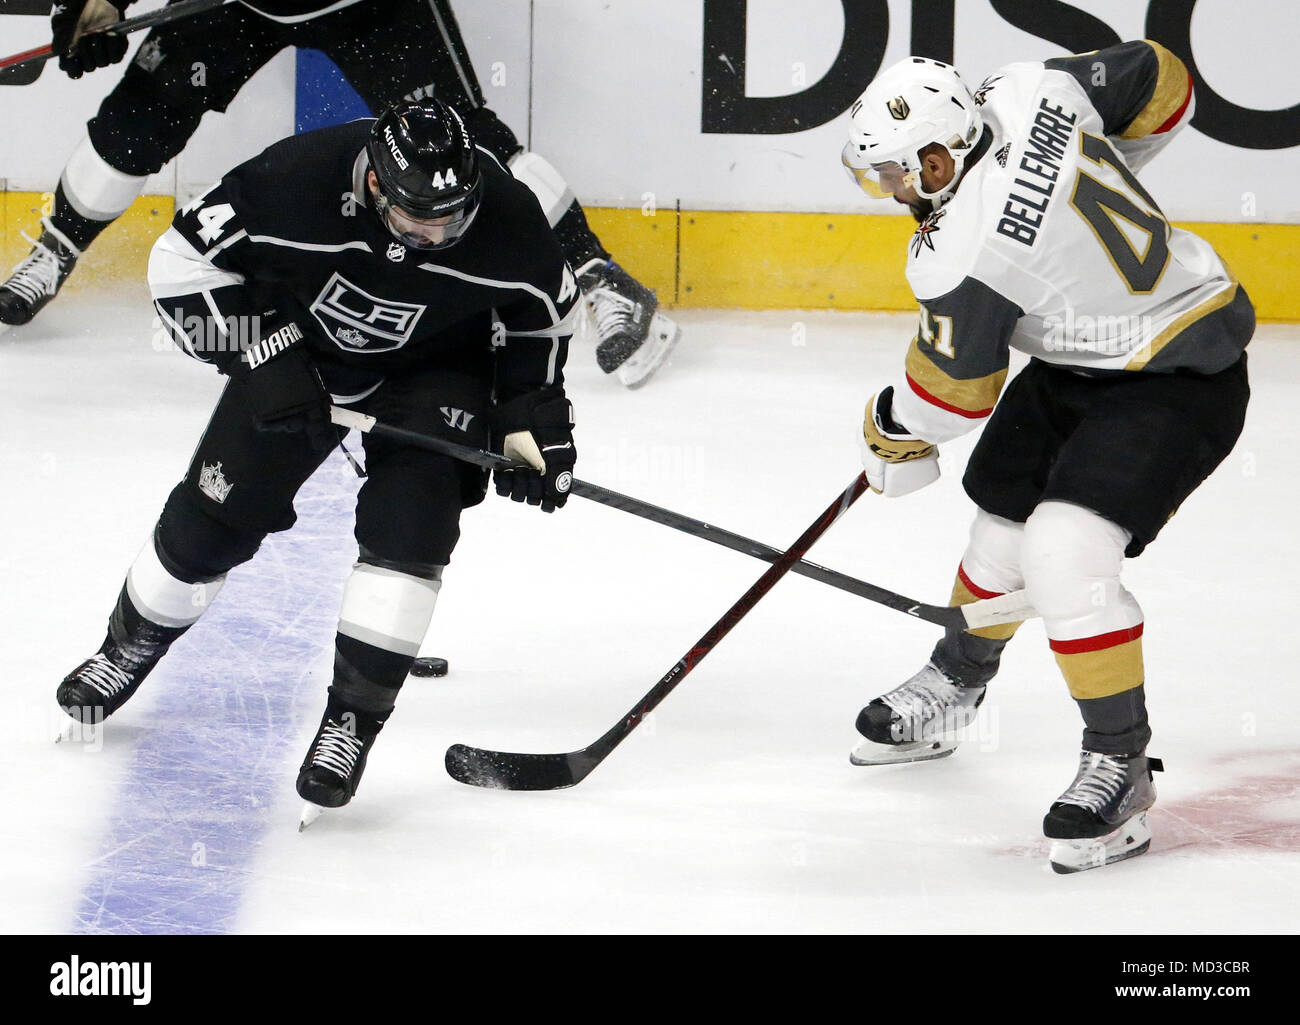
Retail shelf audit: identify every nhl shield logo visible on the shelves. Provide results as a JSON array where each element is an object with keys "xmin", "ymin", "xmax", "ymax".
[
  {"xmin": 198, "ymin": 461, "xmax": 233, "ymax": 504},
  {"xmin": 386, "ymin": 242, "xmax": 406, "ymax": 262},
  {"xmin": 887, "ymin": 95, "xmax": 911, "ymax": 120}
]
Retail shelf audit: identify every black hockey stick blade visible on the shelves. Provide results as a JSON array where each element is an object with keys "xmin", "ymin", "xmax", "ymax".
[
  {"xmin": 445, "ymin": 744, "xmax": 587, "ymax": 791},
  {"xmin": 446, "ymin": 476, "xmax": 869, "ymax": 791}
]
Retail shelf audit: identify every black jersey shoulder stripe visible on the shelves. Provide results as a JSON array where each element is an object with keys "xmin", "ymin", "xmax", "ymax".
[
  {"xmin": 416, "ymin": 262, "xmax": 564, "ymax": 326},
  {"xmin": 236, "ymin": 0, "xmax": 365, "ymax": 24},
  {"xmin": 204, "ymin": 229, "xmax": 248, "ymax": 261},
  {"xmin": 476, "ymin": 146, "xmax": 507, "ymax": 173},
  {"xmin": 246, "ymin": 234, "xmax": 373, "ymax": 254}
]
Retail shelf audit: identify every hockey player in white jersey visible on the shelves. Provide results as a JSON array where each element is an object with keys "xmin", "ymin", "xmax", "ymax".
[{"xmin": 841, "ymin": 42, "xmax": 1252, "ymax": 872}]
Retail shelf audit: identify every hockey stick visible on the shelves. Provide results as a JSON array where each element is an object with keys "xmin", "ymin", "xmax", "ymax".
[
  {"xmin": 447, "ymin": 473, "xmax": 871, "ymax": 789},
  {"xmin": 0, "ymin": 0, "xmax": 230, "ymax": 75},
  {"xmin": 329, "ymin": 406, "xmax": 1033, "ymax": 632}
]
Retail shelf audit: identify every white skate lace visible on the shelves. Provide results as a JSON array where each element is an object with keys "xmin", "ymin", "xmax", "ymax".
[
  {"xmin": 881, "ymin": 663, "xmax": 970, "ymax": 732},
  {"xmin": 3, "ymin": 233, "xmax": 66, "ymax": 306},
  {"xmin": 587, "ymin": 283, "xmax": 642, "ymax": 341},
  {"xmin": 77, "ymin": 655, "xmax": 134, "ymax": 700},
  {"xmin": 310, "ymin": 721, "xmax": 365, "ymax": 779},
  {"xmin": 1056, "ymin": 753, "xmax": 1128, "ymax": 812}
]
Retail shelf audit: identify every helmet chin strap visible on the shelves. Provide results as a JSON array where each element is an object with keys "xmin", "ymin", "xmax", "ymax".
[{"xmin": 910, "ymin": 147, "xmax": 967, "ymax": 206}]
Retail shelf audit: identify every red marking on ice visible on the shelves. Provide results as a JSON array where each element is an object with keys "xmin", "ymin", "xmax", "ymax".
[{"xmin": 999, "ymin": 749, "xmax": 1300, "ymax": 860}]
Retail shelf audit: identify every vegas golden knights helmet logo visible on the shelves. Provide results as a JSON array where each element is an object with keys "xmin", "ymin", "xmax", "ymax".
[{"xmin": 887, "ymin": 96, "xmax": 910, "ymax": 120}]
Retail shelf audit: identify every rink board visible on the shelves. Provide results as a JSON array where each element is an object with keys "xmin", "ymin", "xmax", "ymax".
[{"xmin": 2, "ymin": 192, "xmax": 1296, "ymax": 320}]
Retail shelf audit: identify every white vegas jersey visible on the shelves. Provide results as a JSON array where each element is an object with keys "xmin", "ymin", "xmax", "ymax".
[{"xmin": 888, "ymin": 41, "xmax": 1254, "ymax": 444}]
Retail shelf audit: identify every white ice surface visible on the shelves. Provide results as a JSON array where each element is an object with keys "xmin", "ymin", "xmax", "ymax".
[{"xmin": 2, "ymin": 288, "xmax": 1297, "ymax": 933}]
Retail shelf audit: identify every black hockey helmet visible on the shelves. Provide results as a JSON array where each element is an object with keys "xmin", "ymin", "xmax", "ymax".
[{"xmin": 366, "ymin": 99, "xmax": 483, "ymax": 251}]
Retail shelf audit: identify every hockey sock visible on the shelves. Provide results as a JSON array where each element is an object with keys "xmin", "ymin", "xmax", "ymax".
[
  {"xmin": 102, "ymin": 584, "xmax": 190, "ymax": 674},
  {"xmin": 1075, "ymin": 685, "xmax": 1152, "ymax": 756},
  {"xmin": 318, "ymin": 689, "xmax": 389, "ymax": 741},
  {"xmin": 332, "ymin": 562, "xmax": 442, "ymax": 711},
  {"xmin": 54, "ymin": 135, "xmax": 149, "ymax": 250},
  {"xmin": 106, "ymin": 532, "xmax": 227, "ymax": 672},
  {"xmin": 507, "ymin": 150, "xmax": 610, "ymax": 270},
  {"xmin": 553, "ymin": 200, "xmax": 610, "ymax": 270},
  {"xmin": 49, "ymin": 184, "xmax": 114, "ymax": 254},
  {"xmin": 1022, "ymin": 501, "xmax": 1148, "ymax": 754},
  {"xmin": 931, "ymin": 560, "xmax": 1025, "ymax": 688}
]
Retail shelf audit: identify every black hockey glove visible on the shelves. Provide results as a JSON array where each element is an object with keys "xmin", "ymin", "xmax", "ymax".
[
  {"xmin": 226, "ymin": 306, "xmax": 335, "ymax": 453},
  {"xmin": 52, "ymin": 0, "xmax": 131, "ymax": 79},
  {"xmin": 493, "ymin": 387, "xmax": 576, "ymax": 513}
]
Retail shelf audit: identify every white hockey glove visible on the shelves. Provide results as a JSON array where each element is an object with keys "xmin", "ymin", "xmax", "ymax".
[{"xmin": 859, "ymin": 387, "xmax": 940, "ymax": 497}]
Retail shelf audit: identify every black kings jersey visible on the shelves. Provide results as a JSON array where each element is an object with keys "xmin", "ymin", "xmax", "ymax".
[{"xmin": 149, "ymin": 119, "xmax": 578, "ymax": 403}]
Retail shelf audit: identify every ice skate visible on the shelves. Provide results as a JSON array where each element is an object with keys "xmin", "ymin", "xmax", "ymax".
[
  {"xmin": 577, "ymin": 258, "xmax": 681, "ymax": 388},
  {"xmin": 850, "ymin": 661, "xmax": 986, "ymax": 765},
  {"xmin": 56, "ymin": 652, "xmax": 151, "ymax": 726},
  {"xmin": 0, "ymin": 221, "xmax": 80, "ymax": 327},
  {"xmin": 296, "ymin": 707, "xmax": 380, "ymax": 818},
  {"xmin": 1044, "ymin": 751, "xmax": 1163, "ymax": 874}
]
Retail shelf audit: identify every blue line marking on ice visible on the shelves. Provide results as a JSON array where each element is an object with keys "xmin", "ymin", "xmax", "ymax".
[{"xmin": 72, "ymin": 460, "xmax": 361, "ymax": 934}]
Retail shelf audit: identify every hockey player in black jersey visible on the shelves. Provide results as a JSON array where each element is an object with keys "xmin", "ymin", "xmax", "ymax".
[
  {"xmin": 0, "ymin": 0, "xmax": 680, "ymax": 385},
  {"xmin": 56, "ymin": 99, "xmax": 579, "ymax": 814}
]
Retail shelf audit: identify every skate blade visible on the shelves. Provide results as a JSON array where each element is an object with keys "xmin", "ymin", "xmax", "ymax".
[
  {"xmin": 298, "ymin": 802, "xmax": 326, "ymax": 832},
  {"xmin": 850, "ymin": 737, "xmax": 959, "ymax": 765},
  {"xmin": 54, "ymin": 718, "xmax": 101, "ymax": 745},
  {"xmin": 616, "ymin": 313, "xmax": 682, "ymax": 389},
  {"xmin": 1049, "ymin": 812, "xmax": 1152, "ymax": 874}
]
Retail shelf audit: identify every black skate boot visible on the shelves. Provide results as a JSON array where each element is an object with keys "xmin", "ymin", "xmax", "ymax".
[
  {"xmin": 851, "ymin": 662, "xmax": 987, "ymax": 765},
  {"xmin": 0, "ymin": 221, "xmax": 80, "ymax": 327},
  {"xmin": 57, "ymin": 585, "xmax": 183, "ymax": 725},
  {"xmin": 1044, "ymin": 751, "xmax": 1164, "ymax": 874},
  {"xmin": 57, "ymin": 654, "xmax": 147, "ymax": 726},
  {"xmin": 296, "ymin": 701, "xmax": 385, "ymax": 813},
  {"xmin": 577, "ymin": 258, "xmax": 681, "ymax": 387}
]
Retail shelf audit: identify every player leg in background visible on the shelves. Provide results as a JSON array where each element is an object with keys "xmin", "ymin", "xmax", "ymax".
[
  {"xmin": 57, "ymin": 382, "xmax": 339, "ymax": 724},
  {"xmin": 296, "ymin": 369, "xmax": 490, "ymax": 809},
  {"xmin": 851, "ymin": 508, "xmax": 1025, "ymax": 765},
  {"xmin": 0, "ymin": 4, "xmax": 282, "ymax": 327},
  {"xmin": 313, "ymin": 0, "xmax": 681, "ymax": 386}
]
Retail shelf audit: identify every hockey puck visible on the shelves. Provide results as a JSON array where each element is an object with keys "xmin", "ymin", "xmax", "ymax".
[{"xmin": 410, "ymin": 656, "xmax": 449, "ymax": 678}]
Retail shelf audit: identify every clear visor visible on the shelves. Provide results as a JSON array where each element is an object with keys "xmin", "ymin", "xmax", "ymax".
[
  {"xmin": 841, "ymin": 143, "xmax": 918, "ymax": 200},
  {"xmin": 377, "ymin": 194, "xmax": 478, "ymax": 251}
]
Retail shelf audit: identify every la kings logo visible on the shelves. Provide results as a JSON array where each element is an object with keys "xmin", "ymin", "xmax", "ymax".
[
  {"xmin": 199, "ymin": 462, "xmax": 233, "ymax": 504},
  {"xmin": 310, "ymin": 272, "xmax": 426, "ymax": 352}
]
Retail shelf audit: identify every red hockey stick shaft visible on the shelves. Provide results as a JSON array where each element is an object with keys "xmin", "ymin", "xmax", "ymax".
[{"xmin": 445, "ymin": 474, "xmax": 871, "ymax": 789}]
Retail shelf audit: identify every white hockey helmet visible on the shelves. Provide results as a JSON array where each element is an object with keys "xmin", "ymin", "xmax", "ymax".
[{"xmin": 842, "ymin": 57, "xmax": 983, "ymax": 204}]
